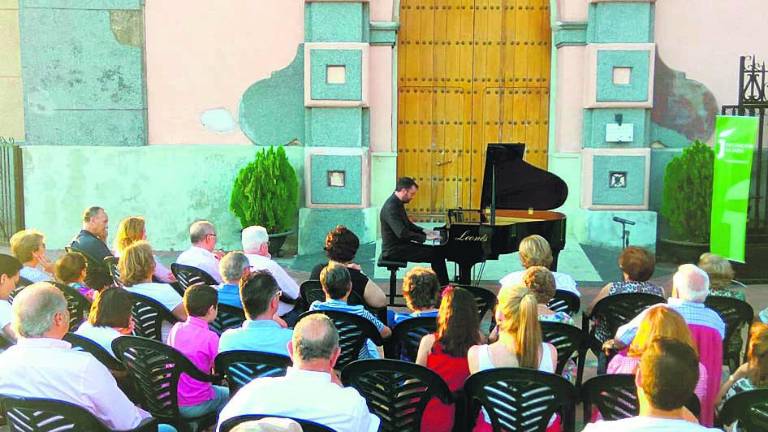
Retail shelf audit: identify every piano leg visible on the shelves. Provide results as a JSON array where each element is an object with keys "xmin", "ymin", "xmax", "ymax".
[
  {"xmin": 551, "ymin": 249, "xmax": 561, "ymax": 272},
  {"xmin": 456, "ymin": 263, "xmax": 473, "ymax": 286}
]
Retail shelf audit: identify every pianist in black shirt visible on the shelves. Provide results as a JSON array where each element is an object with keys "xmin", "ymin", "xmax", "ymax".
[{"xmin": 379, "ymin": 177, "xmax": 449, "ymax": 285}]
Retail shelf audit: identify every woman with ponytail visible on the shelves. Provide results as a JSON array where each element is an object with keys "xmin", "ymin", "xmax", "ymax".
[{"xmin": 468, "ymin": 284, "xmax": 559, "ymax": 432}]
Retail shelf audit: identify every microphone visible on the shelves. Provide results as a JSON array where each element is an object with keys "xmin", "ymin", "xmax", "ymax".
[{"xmin": 613, "ymin": 216, "xmax": 636, "ymax": 225}]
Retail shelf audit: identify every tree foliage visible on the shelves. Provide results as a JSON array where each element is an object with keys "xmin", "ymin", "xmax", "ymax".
[
  {"xmin": 230, "ymin": 146, "xmax": 299, "ymax": 233},
  {"xmin": 661, "ymin": 140, "xmax": 714, "ymax": 243}
]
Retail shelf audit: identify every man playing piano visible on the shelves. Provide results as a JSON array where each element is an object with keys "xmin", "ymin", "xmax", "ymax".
[{"xmin": 380, "ymin": 177, "xmax": 450, "ymax": 286}]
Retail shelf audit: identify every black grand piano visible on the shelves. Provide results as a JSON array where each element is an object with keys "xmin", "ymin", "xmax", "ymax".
[{"xmin": 438, "ymin": 143, "xmax": 568, "ymax": 284}]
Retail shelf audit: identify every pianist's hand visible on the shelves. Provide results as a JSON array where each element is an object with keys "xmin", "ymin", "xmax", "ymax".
[{"xmin": 425, "ymin": 230, "xmax": 441, "ymax": 241}]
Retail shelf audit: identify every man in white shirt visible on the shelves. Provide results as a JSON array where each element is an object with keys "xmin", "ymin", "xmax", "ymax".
[
  {"xmin": 241, "ymin": 226, "xmax": 300, "ymax": 324},
  {"xmin": 176, "ymin": 220, "xmax": 223, "ymax": 283},
  {"xmin": 0, "ymin": 253, "xmax": 22, "ymax": 343},
  {"xmin": 217, "ymin": 314, "xmax": 380, "ymax": 432},
  {"xmin": 0, "ymin": 283, "xmax": 155, "ymax": 430},
  {"xmin": 583, "ymin": 338, "xmax": 720, "ymax": 432}
]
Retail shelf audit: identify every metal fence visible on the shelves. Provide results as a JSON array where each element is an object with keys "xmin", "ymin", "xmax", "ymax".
[{"xmin": 0, "ymin": 137, "xmax": 24, "ymax": 244}]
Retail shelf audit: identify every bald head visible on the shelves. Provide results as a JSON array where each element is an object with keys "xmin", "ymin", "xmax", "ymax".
[
  {"xmin": 12, "ymin": 282, "xmax": 68, "ymax": 338},
  {"xmin": 292, "ymin": 314, "xmax": 339, "ymax": 362},
  {"xmin": 673, "ymin": 264, "xmax": 710, "ymax": 303}
]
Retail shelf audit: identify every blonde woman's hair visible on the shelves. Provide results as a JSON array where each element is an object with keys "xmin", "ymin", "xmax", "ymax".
[
  {"xmin": 497, "ymin": 284, "xmax": 542, "ymax": 369},
  {"xmin": 118, "ymin": 240, "xmax": 155, "ymax": 287},
  {"xmin": 628, "ymin": 306, "xmax": 697, "ymax": 358},
  {"xmin": 519, "ymin": 235, "xmax": 553, "ymax": 268},
  {"xmin": 698, "ymin": 252, "xmax": 735, "ymax": 291},
  {"xmin": 9, "ymin": 229, "xmax": 44, "ymax": 263},
  {"xmin": 113, "ymin": 216, "xmax": 146, "ymax": 255},
  {"xmin": 748, "ymin": 323, "xmax": 768, "ymax": 387}
]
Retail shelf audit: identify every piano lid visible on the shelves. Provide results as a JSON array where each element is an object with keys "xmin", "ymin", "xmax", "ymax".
[{"xmin": 480, "ymin": 143, "xmax": 568, "ymax": 211}]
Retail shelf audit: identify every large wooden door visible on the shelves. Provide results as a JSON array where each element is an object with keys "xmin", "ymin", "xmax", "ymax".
[{"xmin": 397, "ymin": 0, "xmax": 552, "ymax": 216}]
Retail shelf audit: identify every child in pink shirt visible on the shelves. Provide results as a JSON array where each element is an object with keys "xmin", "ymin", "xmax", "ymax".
[{"xmin": 167, "ymin": 284, "xmax": 229, "ymax": 420}]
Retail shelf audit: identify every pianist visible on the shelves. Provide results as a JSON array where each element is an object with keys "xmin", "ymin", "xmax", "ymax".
[{"xmin": 379, "ymin": 177, "xmax": 449, "ymax": 286}]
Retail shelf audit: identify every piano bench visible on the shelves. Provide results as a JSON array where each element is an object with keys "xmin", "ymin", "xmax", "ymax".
[{"xmin": 377, "ymin": 259, "xmax": 407, "ymax": 307}]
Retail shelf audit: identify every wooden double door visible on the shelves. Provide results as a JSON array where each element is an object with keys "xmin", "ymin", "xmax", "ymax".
[{"xmin": 396, "ymin": 0, "xmax": 552, "ymax": 216}]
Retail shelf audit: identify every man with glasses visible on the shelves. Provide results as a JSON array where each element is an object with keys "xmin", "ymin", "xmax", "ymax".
[{"xmin": 176, "ymin": 220, "xmax": 224, "ymax": 283}]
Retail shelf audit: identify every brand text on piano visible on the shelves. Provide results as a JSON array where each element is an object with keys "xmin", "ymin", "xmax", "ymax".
[{"xmin": 455, "ymin": 230, "xmax": 489, "ymax": 242}]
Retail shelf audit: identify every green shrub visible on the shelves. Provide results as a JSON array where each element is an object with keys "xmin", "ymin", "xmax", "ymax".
[
  {"xmin": 230, "ymin": 146, "xmax": 299, "ymax": 233},
  {"xmin": 661, "ymin": 140, "xmax": 714, "ymax": 243}
]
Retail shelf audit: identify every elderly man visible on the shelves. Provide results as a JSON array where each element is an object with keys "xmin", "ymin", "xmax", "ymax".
[
  {"xmin": 0, "ymin": 283, "xmax": 167, "ymax": 430},
  {"xmin": 219, "ymin": 270, "xmax": 292, "ymax": 355},
  {"xmin": 217, "ymin": 314, "xmax": 380, "ymax": 432},
  {"xmin": 584, "ymin": 338, "xmax": 719, "ymax": 431},
  {"xmin": 241, "ymin": 226, "xmax": 299, "ymax": 323},
  {"xmin": 176, "ymin": 220, "xmax": 223, "ymax": 283},
  {"xmin": 69, "ymin": 206, "xmax": 113, "ymax": 289},
  {"xmin": 0, "ymin": 254, "xmax": 22, "ymax": 343}
]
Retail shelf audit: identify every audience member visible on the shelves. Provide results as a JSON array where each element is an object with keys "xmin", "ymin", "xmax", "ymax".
[
  {"xmin": 584, "ymin": 338, "xmax": 718, "ymax": 432},
  {"xmin": 10, "ymin": 229, "xmax": 53, "ymax": 283},
  {"xmin": 217, "ymin": 251, "xmax": 250, "ymax": 308},
  {"xmin": 242, "ymin": 226, "xmax": 300, "ymax": 323},
  {"xmin": 0, "ymin": 283, "xmax": 160, "ymax": 430},
  {"xmin": 390, "ymin": 266, "xmax": 440, "ymax": 326},
  {"xmin": 167, "ymin": 284, "xmax": 229, "ymax": 420},
  {"xmin": 310, "ymin": 226, "xmax": 386, "ymax": 310},
  {"xmin": 525, "ymin": 266, "xmax": 575, "ymax": 325},
  {"xmin": 310, "ymin": 263, "xmax": 390, "ymax": 358},
  {"xmin": 717, "ymin": 323, "xmax": 768, "ymax": 408},
  {"xmin": 416, "ymin": 286, "xmax": 481, "ymax": 432},
  {"xmin": 114, "ymin": 216, "xmax": 175, "ymax": 283},
  {"xmin": 219, "ymin": 270, "xmax": 293, "ymax": 355},
  {"xmin": 54, "ymin": 251, "xmax": 95, "ymax": 300},
  {"xmin": 69, "ymin": 206, "xmax": 114, "ymax": 289},
  {"xmin": 75, "ymin": 286, "xmax": 134, "ymax": 357},
  {"xmin": 0, "ymin": 253, "xmax": 22, "ymax": 342},
  {"xmin": 468, "ymin": 284, "xmax": 558, "ymax": 432},
  {"xmin": 499, "ymin": 234, "xmax": 579, "ymax": 297},
  {"xmin": 698, "ymin": 253, "xmax": 744, "ymax": 300},
  {"xmin": 176, "ymin": 220, "xmax": 223, "ymax": 283},
  {"xmin": 217, "ymin": 314, "xmax": 380, "ymax": 432}
]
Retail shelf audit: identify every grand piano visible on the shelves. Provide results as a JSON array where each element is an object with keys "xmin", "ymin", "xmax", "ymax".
[{"xmin": 438, "ymin": 143, "xmax": 568, "ymax": 284}]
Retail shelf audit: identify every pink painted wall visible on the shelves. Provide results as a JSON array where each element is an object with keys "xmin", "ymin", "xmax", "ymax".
[
  {"xmin": 655, "ymin": 0, "xmax": 768, "ymax": 108},
  {"xmin": 370, "ymin": 0, "xmax": 394, "ymax": 21},
  {"xmin": 369, "ymin": 46, "xmax": 394, "ymax": 153},
  {"xmin": 145, "ymin": 1, "xmax": 304, "ymax": 145},
  {"xmin": 556, "ymin": 0, "xmax": 588, "ymax": 22},
  {"xmin": 554, "ymin": 46, "xmax": 586, "ymax": 153}
]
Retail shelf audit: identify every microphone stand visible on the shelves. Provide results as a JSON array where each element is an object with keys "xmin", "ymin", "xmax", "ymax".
[{"xmin": 615, "ymin": 220, "xmax": 631, "ymax": 248}]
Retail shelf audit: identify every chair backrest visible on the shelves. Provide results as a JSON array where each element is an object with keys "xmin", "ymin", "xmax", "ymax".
[
  {"xmin": 718, "ymin": 389, "xmax": 768, "ymax": 431},
  {"xmin": 581, "ymin": 374, "xmax": 638, "ymax": 421},
  {"xmin": 299, "ymin": 310, "xmax": 383, "ymax": 370},
  {"xmin": 463, "ymin": 367, "xmax": 577, "ymax": 432},
  {"xmin": 210, "ymin": 304, "xmax": 246, "ymax": 335},
  {"xmin": 103, "ymin": 256, "xmax": 123, "ymax": 287},
  {"xmin": 219, "ymin": 414, "xmax": 337, "ymax": 432},
  {"xmin": 63, "ymin": 332, "xmax": 124, "ymax": 371},
  {"xmin": 126, "ymin": 292, "xmax": 177, "ymax": 341},
  {"xmin": 548, "ymin": 290, "xmax": 581, "ymax": 317},
  {"xmin": 389, "ymin": 316, "xmax": 438, "ymax": 362},
  {"xmin": 15, "ymin": 276, "xmax": 32, "ymax": 288},
  {"xmin": 111, "ymin": 335, "xmax": 214, "ymax": 423},
  {"xmin": 341, "ymin": 359, "xmax": 452, "ymax": 432},
  {"xmin": 51, "ymin": 282, "xmax": 92, "ymax": 330},
  {"xmin": 704, "ymin": 295, "xmax": 754, "ymax": 368},
  {"xmin": 588, "ymin": 293, "xmax": 666, "ymax": 339},
  {"xmin": 540, "ymin": 321, "xmax": 585, "ymax": 375},
  {"xmin": 214, "ymin": 350, "xmax": 292, "ymax": 395},
  {"xmin": 300, "ymin": 280, "xmax": 325, "ymax": 309},
  {"xmin": 170, "ymin": 263, "xmax": 217, "ymax": 289},
  {"xmin": 0, "ymin": 395, "xmax": 111, "ymax": 431}
]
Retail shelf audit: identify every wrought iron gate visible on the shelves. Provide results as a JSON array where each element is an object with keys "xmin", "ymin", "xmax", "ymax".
[{"xmin": 0, "ymin": 137, "xmax": 24, "ymax": 244}]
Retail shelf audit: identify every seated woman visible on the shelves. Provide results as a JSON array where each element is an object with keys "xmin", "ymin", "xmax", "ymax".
[
  {"xmin": 9, "ymin": 229, "xmax": 54, "ymax": 283},
  {"xmin": 310, "ymin": 225, "xmax": 386, "ymax": 310},
  {"xmin": 389, "ymin": 266, "xmax": 440, "ymax": 327},
  {"xmin": 588, "ymin": 246, "xmax": 664, "ymax": 343},
  {"xmin": 54, "ymin": 252, "xmax": 95, "ymax": 300},
  {"xmin": 468, "ymin": 284, "xmax": 559, "ymax": 432},
  {"xmin": 416, "ymin": 286, "xmax": 482, "ymax": 432},
  {"xmin": 75, "ymin": 286, "xmax": 134, "ymax": 357},
  {"xmin": 113, "ymin": 216, "xmax": 175, "ymax": 283},
  {"xmin": 499, "ymin": 234, "xmax": 579, "ymax": 297},
  {"xmin": 717, "ymin": 323, "xmax": 768, "ymax": 411},
  {"xmin": 524, "ymin": 266, "xmax": 575, "ymax": 325},
  {"xmin": 699, "ymin": 253, "xmax": 744, "ymax": 301}
]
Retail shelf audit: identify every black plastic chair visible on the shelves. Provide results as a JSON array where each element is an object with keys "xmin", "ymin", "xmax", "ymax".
[
  {"xmin": 718, "ymin": 388, "xmax": 768, "ymax": 431},
  {"xmin": 104, "ymin": 256, "xmax": 122, "ymax": 287},
  {"xmin": 299, "ymin": 310, "xmax": 384, "ymax": 370},
  {"xmin": 548, "ymin": 290, "xmax": 581, "ymax": 317},
  {"xmin": 126, "ymin": 292, "xmax": 178, "ymax": 341},
  {"xmin": 15, "ymin": 276, "xmax": 32, "ymax": 288},
  {"xmin": 463, "ymin": 368, "xmax": 577, "ymax": 432},
  {"xmin": 214, "ymin": 350, "xmax": 292, "ymax": 395},
  {"xmin": 209, "ymin": 304, "xmax": 246, "ymax": 335},
  {"xmin": 387, "ymin": 316, "xmax": 437, "ymax": 361},
  {"xmin": 299, "ymin": 280, "xmax": 325, "ymax": 310},
  {"xmin": 112, "ymin": 335, "xmax": 218, "ymax": 432},
  {"xmin": 170, "ymin": 263, "xmax": 218, "ymax": 289},
  {"xmin": 52, "ymin": 282, "xmax": 92, "ymax": 330},
  {"xmin": 0, "ymin": 395, "xmax": 157, "ymax": 432},
  {"xmin": 705, "ymin": 295, "xmax": 755, "ymax": 372},
  {"xmin": 456, "ymin": 284, "xmax": 498, "ymax": 332},
  {"xmin": 219, "ymin": 414, "xmax": 337, "ymax": 432},
  {"xmin": 63, "ymin": 332, "xmax": 124, "ymax": 371},
  {"xmin": 341, "ymin": 359, "xmax": 452, "ymax": 432},
  {"xmin": 540, "ymin": 321, "xmax": 586, "ymax": 378}
]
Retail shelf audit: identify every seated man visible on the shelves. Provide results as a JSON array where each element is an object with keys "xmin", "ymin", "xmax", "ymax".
[
  {"xmin": 219, "ymin": 271, "xmax": 292, "ymax": 356},
  {"xmin": 69, "ymin": 206, "xmax": 113, "ymax": 289},
  {"xmin": 0, "ymin": 283, "xmax": 164, "ymax": 430},
  {"xmin": 218, "ymin": 314, "xmax": 380, "ymax": 432},
  {"xmin": 584, "ymin": 338, "xmax": 719, "ymax": 431},
  {"xmin": 0, "ymin": 254, "xmax": 22, "ymax": 343},
  {"xmin": 176, "ymin": 220, "xmax": 223, "ymax": 283},
  {"xmin": 241, "ymin": 226, "xmax": 300, "ymax": 324},
  {"xmin": 218, "ymin": 251, "xmax": 250, "ymax": 308}
]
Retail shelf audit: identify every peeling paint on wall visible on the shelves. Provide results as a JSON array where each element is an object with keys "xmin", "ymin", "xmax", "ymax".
[
  {"xmin": 201, "ymin": 108, "xmax": 236, "ymax": 133},
  {"xmin": 109, "ymin": 10, "xmax": 143, "ymax": 48}
]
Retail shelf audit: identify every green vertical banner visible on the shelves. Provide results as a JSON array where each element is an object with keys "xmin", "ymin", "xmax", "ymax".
[{"xmin": 710, "ymin": 115, "xmax": 759, "ymax": 262}]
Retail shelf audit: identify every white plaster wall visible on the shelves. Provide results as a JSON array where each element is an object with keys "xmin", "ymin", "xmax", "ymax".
[
  {"xmin": 555, "ymin": 46, "xmax": 586, "ymax": 153},
  {"xmin": 370, "ymin": 46, "xmax": 394, "ymax": 153}
]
